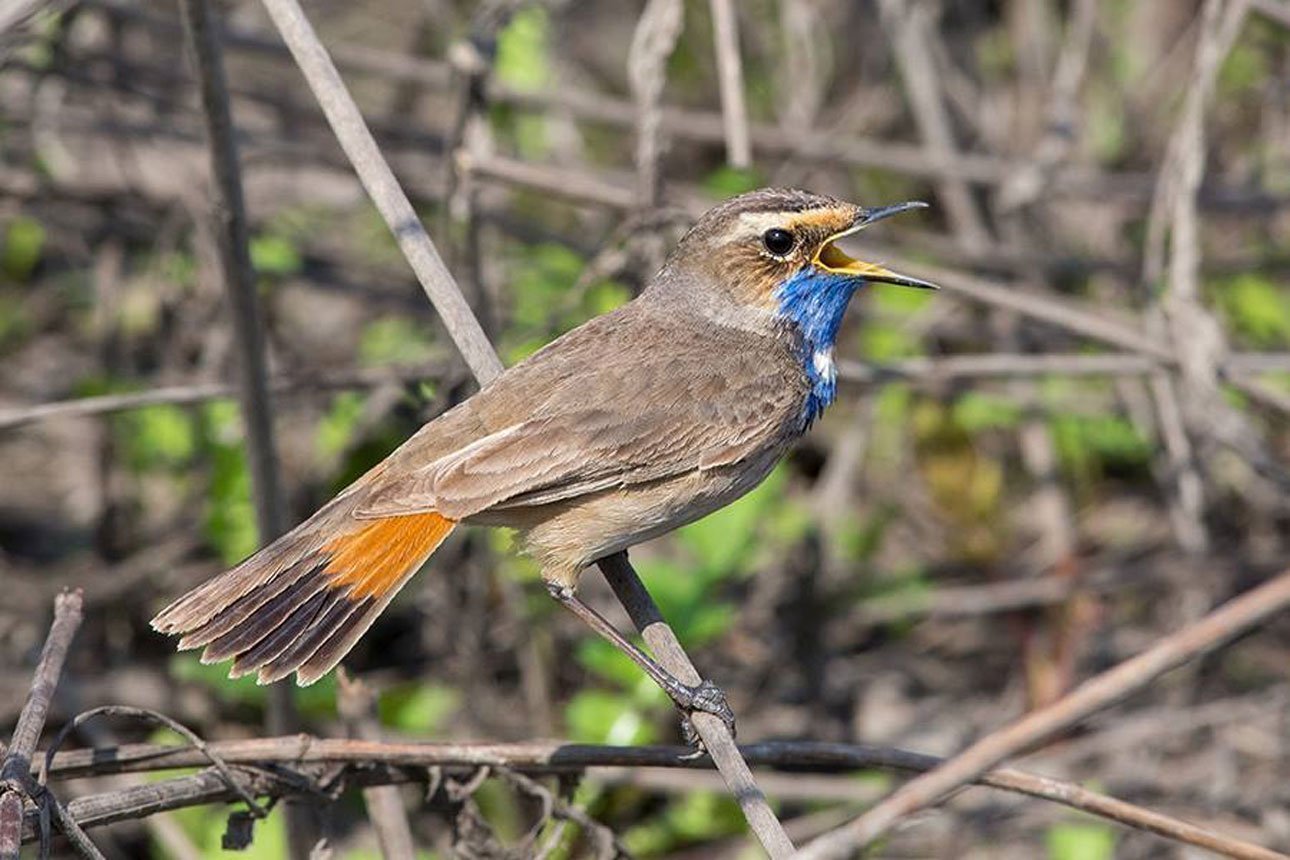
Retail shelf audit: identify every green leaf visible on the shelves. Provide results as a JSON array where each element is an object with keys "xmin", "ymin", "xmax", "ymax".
[
  {"xmin": 623, "ymin": 791, "xmax": 747, "ymax": 855},
  {"xmin": 249, "ymin": 233, "xmax": 303, "ymax": 276},
  {"xmin": 634, "ymin": 559, "xmax": 735, "ymax": 647},
  {"xmin": 504, "ymin": 242, "xmax": 622, "ymax": 361},
  {"xmin": 576, "ymin": 638, "xmax": 647, "ymax": 688},
  {"xmin": 316, "ymin": 391, "xmax": 367, "ymax": 460},
  {"xmin": 860, "ymin": 324, "xmax": 919, "ymax": 361},
  {"xmin": 1215, "ymin": 274, "xmax": 1290, "ymax": 348},
  {"xmin": 666, "ymin": 791, "xmax": 745, "ymax": 841},
  {"xmin": 170, "ymin": 653, "xmax": 267, "ymax": 708},
  {"xmin": 565, "ymin": 690, "xmax": 657, "ymax": 745},
  {"xmin": 952, "ymin": 392, "xmax": 1023, "ymax": 432},
  {"xmin": 378, "ymin": 683, "xmax": 459, "ymax": 733},
  {"xmin": 1050, "ymin": 412, "xmax": 1152, "ymax": 476},
  {"xmin": 870, "ymin": 282, "xmax": 935, "ymax": 316},
  {"xmin": 703, "ymin": 165, "xmax": 762, "ymax": 197},
  {"xmin": 202, "ymin": 402, "xmax": 259, "ymax": 565},
  {"xmin": 496, "ymin": 7, "xmax": 550, "ymax": 89},
  {"xmin": 678, "ymin": 467, "xmax": 787, "ymax": 574},
  {"xmin": 169, "ymin": 652, "xmax": 339, "ymax": 719},
  {"xmin": 1219, "ymin": 41, "xmax": 1268, "ymax": 93},
  {"xmin": 586, "ymin": 279, "xmax": 631, "ymax": 316},
  {"xmin": 1, "ymin": 216, "xmax": 45, "ymax": 280},
  {"xmin": 1046, "ymin": 822, "xmax": 1116, "ymax": 860},
  {"xmin": 201, "ymin": 800, "xmax": 286, "ymax": 858},
  {"xmin": 495, "ymin": 7, "xmax": 551, "ymax": 159},
  {"xmin": 118, "ymin": 404, "xmax": 198, "ymax": 469},
  {"xmin": 359, "ymin": 316, "xmax": 436, "ymax": 365}
]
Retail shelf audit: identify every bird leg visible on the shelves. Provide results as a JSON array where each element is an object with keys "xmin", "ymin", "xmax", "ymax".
[{"xmin": 545, "ymin": 583, "xmax": 737, "ymax": 743}]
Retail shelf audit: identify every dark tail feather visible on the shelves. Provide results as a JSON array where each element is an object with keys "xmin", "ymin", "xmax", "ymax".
[{"xmin": 152, "ymin": 511, "xmax": 455, "ymax": 685}]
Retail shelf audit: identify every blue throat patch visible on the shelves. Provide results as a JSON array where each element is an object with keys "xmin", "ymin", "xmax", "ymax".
[{"xmin": 774, "ymin": 267, "xmax": 861, "ymax": 427}]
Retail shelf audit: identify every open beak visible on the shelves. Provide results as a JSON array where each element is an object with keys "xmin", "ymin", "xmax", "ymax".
[{"xmin": 813, "ymin": 201, "xmax": 938, "ymax": 290}]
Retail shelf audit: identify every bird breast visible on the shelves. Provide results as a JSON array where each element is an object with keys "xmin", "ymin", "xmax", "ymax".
[{"xmin": 486, "ymin": 443, "xmax": 789, "ymax": 586}]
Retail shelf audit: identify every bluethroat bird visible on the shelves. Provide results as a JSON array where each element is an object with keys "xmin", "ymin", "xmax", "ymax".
[{"xmin": 153, "ymin": 188, "xmax": 934, "ymax": 731}]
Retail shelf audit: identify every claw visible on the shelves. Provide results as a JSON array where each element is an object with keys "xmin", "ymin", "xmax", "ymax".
[{"xmin": 676, "ymin": 679, "xmax": 736, "ymax": 756}]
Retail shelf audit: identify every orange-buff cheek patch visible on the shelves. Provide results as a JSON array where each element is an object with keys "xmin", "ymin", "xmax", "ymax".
[
  {"xmin": 785, "ymin": 207, "xmax": 856, "ymax": 234},
  {"xmin": 322, "ymin": 512, "xmax": 456, "ymax": 599}
]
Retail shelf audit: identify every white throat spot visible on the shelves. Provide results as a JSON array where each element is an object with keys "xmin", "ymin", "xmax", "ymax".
[{"xmin": 813, "ymin": 348, "xmax": 835, "ymax": 380}]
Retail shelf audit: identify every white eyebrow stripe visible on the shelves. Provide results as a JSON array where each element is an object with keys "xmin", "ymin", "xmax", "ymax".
[
  {"xmin": 706, "ymin": 211, "xmax": 790, "ymax": 246},
  {"xmin": 738, "ymin": 211, "xmax": 796, "ymax": 233}
]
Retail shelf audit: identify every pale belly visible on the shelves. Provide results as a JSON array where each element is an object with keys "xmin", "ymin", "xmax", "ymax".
[{"xmin": 470, "ymin": 444, "xmax": 788, "ymax": 587}]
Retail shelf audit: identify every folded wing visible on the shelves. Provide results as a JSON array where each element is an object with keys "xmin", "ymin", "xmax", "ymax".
[{"xmin": 357, "ymin": 336, "xmax": 806, "ymax": 520}]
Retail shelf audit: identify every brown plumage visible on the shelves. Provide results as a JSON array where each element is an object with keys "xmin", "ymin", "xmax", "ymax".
[{"xmin": 152, "ymin": 187, "xmax": 933, "ymax": 688}]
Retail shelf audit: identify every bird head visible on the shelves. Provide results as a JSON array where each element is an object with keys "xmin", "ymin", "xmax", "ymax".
[
  {"xmin": 655, "ymin": 187, "xmax": 935, "ymax": 325},
  {"xmin": 652, "ymin": 188, "xmax": 935, "ymax": 424}
]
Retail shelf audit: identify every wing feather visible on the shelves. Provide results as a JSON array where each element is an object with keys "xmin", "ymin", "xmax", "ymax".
[{"xmin": 355, "ymin": 310, "xmax": 809, "ymax": 520}]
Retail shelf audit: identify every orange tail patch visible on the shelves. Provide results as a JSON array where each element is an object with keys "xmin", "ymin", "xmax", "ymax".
[
  {"xmin": 323, "ymin": 512, "xmax": 455, "ymax": 599},
  {"xmin": 153, "ymin": 511, "xmax": 456, "ymax": 687}
]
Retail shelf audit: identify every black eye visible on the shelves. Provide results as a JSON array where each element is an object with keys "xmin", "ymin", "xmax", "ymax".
[{"xmin": 762, "ymin": 228, "xmax": 795, "ymax": 256}]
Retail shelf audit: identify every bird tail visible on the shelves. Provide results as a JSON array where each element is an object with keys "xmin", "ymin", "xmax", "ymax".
[{"xmin": 151, "ymin": 500, "xmax": 455, "ymax": 686}]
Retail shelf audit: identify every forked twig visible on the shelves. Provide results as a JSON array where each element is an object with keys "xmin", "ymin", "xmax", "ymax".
[{"xmin": 39, "ymin": 705, "xmax": 266, "ymax": 819}]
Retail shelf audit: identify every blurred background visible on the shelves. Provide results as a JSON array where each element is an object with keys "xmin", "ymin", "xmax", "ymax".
[{"xmin": 3, "ymin": 0, "xmax": 1290, "ymax": 856}]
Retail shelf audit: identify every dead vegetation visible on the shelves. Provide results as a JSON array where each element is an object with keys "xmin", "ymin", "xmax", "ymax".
[{"xmin": 5, "ymin": 0, "xmax": 1290, "ymax": 857}]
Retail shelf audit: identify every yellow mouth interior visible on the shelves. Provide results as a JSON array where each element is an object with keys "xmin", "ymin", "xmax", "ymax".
[{"xmin": 814, "ymin": 240, "xmax": 898, "ymax": 279}]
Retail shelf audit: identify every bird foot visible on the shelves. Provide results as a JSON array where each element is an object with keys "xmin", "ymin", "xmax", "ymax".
[{"xmin": 677, "ymin": 679, "xmax": 736, "ymax": 757}]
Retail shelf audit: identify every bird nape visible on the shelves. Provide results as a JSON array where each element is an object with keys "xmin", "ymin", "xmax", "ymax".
[{"xmin": 152, "ymin": 187, "xmax": 935, "ymax": 739}]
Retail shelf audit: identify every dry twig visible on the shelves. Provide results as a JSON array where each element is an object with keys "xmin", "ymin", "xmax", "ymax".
[
  {"xmin": 0, "ymin": 363, "xmax": 453, "ymax": 430},
  {"xmin": 177, "ymin": 1, "xmax": 310, "ymax": 852},
  {"xmin": 337, "ymin": 672, "xmax": 416, "ymax": 860},
  {"xmin": 258, "ymin": 0, "xmax": 503, "ymax": 383},
  {"xmin": 28, "ymin": 735, "xmax": 1287, "ymax": 859},
  {"xmin": 0, "ymin": 591, "xmax": 89, "ymax": 860},
  {"xmin": 797, "ymin": 567, "xmax": 1290, "ymax": 858},
  {"xmin": 707, "ymin": 0, "xmax": 751, "ymax": 168},
  {"xmin": 247, "ymin": 0, "xmax": 794, "ymax": 855}
]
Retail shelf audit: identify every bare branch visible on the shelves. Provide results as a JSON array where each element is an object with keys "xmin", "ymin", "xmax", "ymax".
[
  {"xmin": 31, "ymin": 735, "xmax": 1287, "ymax": 859},
  {"xmin": 0, "ymin": 590, "xmax": 86, "ymax": 860},
  {"xmin": 337, "ymin": 672, "xmax": 416, "ymax": 860},
  {"xmin": 177, "ymin": 1, "xmax": 310, "ymax": 852},
  {"xmin": 0, "ymin": 363, "xmax": 452, "ymax": 431},
  {"xmin": 628, "ymin": 0, "xmax": 684, "ymax": 208},
  {"xmin": 708, "ymin": 0, "xmax": 751, "ymax": 168},
  {"xmin": 246, "ymin": 1, "xmax": 791, "ymax": 854},
  {"xmin": 598, "ymin": 554, "xmax": 796, "ymax": 857},
  {"xmin": 877, "ymin": 0, "xmax": 991, "ymax": 250},
  {"xmin": 797, "ymin": 567, "xmax": 1290, "ymax": 857},
  {"xmin": 257, "ymin": 0, "xmax": 503, "ymax": 384}
]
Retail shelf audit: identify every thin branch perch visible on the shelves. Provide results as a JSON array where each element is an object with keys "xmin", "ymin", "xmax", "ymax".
[{"xmin": 248, "ymin": 0, "xmax": 792, "ymax": 854}]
